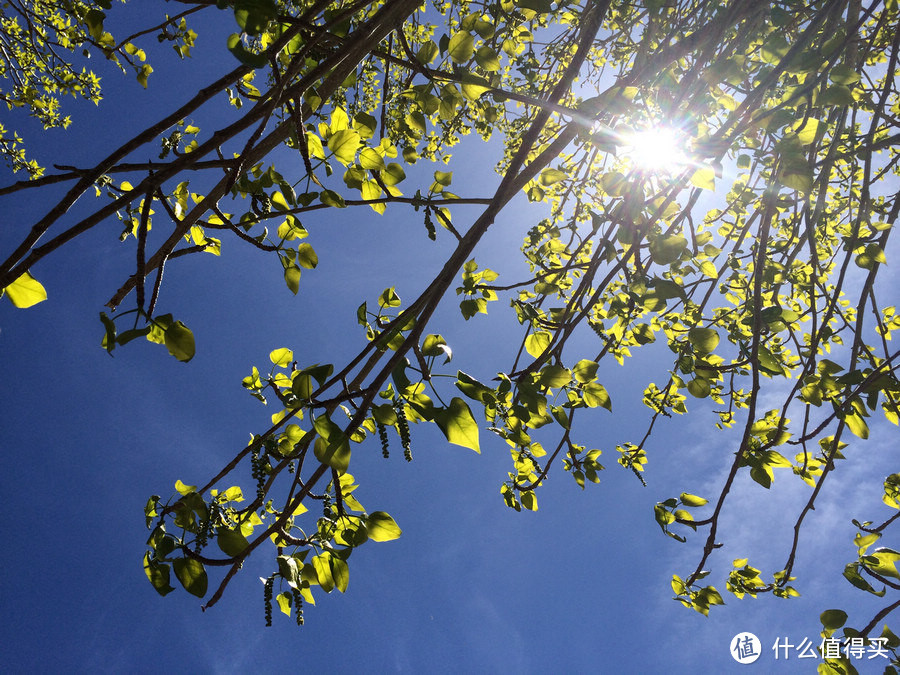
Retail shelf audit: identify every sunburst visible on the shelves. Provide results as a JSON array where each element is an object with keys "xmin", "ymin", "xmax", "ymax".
[{"xmin": 624, "ymin": 126, "xmax": 690, "ymax": 174}]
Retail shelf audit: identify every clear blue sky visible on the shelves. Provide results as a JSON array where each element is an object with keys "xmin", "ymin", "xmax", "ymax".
[{"xmin": 1, "ymin": 2, "xmax": 897, "ymax": 672}]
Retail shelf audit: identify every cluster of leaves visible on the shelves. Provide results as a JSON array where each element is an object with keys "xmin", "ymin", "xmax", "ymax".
[
  {"xmin": 0, "ymin": 0, "xmax": 898, "ymax": 641},
  {"xmin": 144, "ymin": 471, "xmax": 402, "ymax": 621},
  {"xmin": 0, "ymin": 0, "xmax": 199, "ymax": 176}
]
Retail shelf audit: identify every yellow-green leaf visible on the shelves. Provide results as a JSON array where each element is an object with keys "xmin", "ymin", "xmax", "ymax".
[
  {"xmin": 434, "ymin": 397, "xmax": 480, "ymax": 452},
  {"xmin": 690, "ymin": 167, "xmax": 716, "ymax": 190},
  {"xmin": 680, "ymin": 493, "xmax": 708, "ymax": 507},
  {"xmin": 448, "ymin": 31, "xmax": 475, "ymax": 63},
  {"xmin": 284, "ymin": 265, "xmax": 301, "ymax": 294},
  {"xmin": 173, "ymin": 557, "xmax": 207, "ymax": 598},
  {"xmin": 359, "ymin": 147, "xmax": 385, "ymax": 171},
  {"xmin": 174, "ymin": 479, "xmax": 196, "ymax": 495},
  {"xmin": 217, "ymin": 527, "xmax": 250, "ymax": 557},
  {"xmin": 269, "ymin": 348, "xmax": 293, "ymax": 367},
  {"xmin": 790, "ymin": 118, "xmax": 820, "ymax": 145},
  {"xmin": 524, "ymin": 330, "xmax": 552, "ymax": 358},
  {"xmin": 366, "ymin": 511, "xmax": 402, "ymax": 542},
  {"xmin": 313, "ymin": 433, "xmax": 351, "ymax": 473},
  {"xmin": 3, "ymin": 271, "xmax": 47, "ymax": 308},
  {"xmin": 688, "ymin": 327, "xmax": 719, "ymax": 354},
  {"xmin": 328, "ymin": 129, "xmax": 361, "ymax": 165},
  {"xmin": 164, "ymin": 321, "xmax": 195, "ymax": 362},
  {"xmin": 540, "ymin": 168, "xmax": 567, "ymax": 186},
  {"xmin": 297, "ymin": 242, "xmax": 318, "ymax": 269}
]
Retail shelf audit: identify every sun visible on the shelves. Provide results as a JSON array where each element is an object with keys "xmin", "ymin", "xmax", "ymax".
[{"xmin": 624, "ymin": 126, "xmax": 690, "ymax": 174}]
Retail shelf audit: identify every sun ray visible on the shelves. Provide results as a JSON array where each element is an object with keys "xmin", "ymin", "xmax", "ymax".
[{"xmin": 624, "ymin": 126, "xmax": 691, "ymax": 174}]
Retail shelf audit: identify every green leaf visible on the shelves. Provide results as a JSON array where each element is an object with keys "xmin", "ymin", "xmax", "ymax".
[
  {"xmin": 383, "ymin": 163, "xmax": 406, "ymax": 186},
  {"xmin": 136, "ymin": 64, "xmax": 153, "ymax": 89},
  {"xmin": 226, "ymin": 33, "xmax": 267, "ymax": 67},
  {"xmin": 517, "ymin": 0, "xmax": 552, "ymax": 13},
  {"xmin": 855, "ymin": 243, "xmax": 886, "ymax": 270},
  {"xmin": 460, "ymin": 74, "xmax": 491, "ymax": 100},
  {"xmin": 3, "ymin": 271, "xmax": 47, "ymax": 308},
  {"xmin": 540, "ymin": 168, "xmax": 567, "ymax": 186},
  {"xmin": 689, "ymin": 167, "xmax": 716, "ymax": 191},
  {"xmin": 319, "ymin": 189, "xmax": 346, "ymax": 208},
  {"xmin": 757, "ymin": 346, "xmax": 785, "ymax": 376},
  {"xmin": 422, "ymin": 333, "xmax": 447, "ymax": 356},
  {"xmin": 582, "ymin": 381, "xmax": 612, "ymax": 410},
  {"xmin": 688, "ymin": 327, "xmax": 719, "ymax": 354},
  {"xmin": 269, "ymin": 347, "xmax": 293, "ymax": 367},
  {"xmin": 448, "ymin": 31, "xmax": 475, "ymax": 63},
  {"xmin": 433, "ymin": 170, "xmax": 453, "ymax": 187},
  {"xmin": 538, "ymin": 364, "xmax": 570, "ymax": 389},
  {"xmin": 100, "ymin": 311, "xmax": 116, "ymax": 353},
  {"xmin": 524, "ymin": 330, "xmax": 552, "ymax": 358},
  {"xmin": 417, "ymin": 40, "xmax": 439, "ymax": 64},
  {"xmin": 434, "ymin": 397, "xmax": 480, "ymax": 452},
  {"xmin": 680, "ymin": 493, "xmax": 708, "ymax": 507},
  {"xmin": 85, "ymin": 9, "xmax": 105, "ymax": 40},
  {"xmin": 687, "ymin": 378, "xmax": 711, "ymax": 398},
  {"xmin": 297, "ymin": 243, "xmax": 318, "ymax": 269},
  {"xmin": 829, "ymin": 64, "xmax": 861, "ymax": 85},
  {"xmin": 143, "ymin": 553, "xmax": 175, "ymax": 596},
  {"xmin": 865, "ymin": 548, "xmax": 900, "ymax": 580},
  {"xmin": 820, "ymin": 608, "xmax": 848, "ymax": 630},
  {"xmin": 455, "ymin": 371, "xmax": 492, "ymax": 402},
  {"xmin": 365, "ymin": 511, "xmax": 402, "ymax": 542},
  {"xmin": 313, "ymin": 416, "xmax": 351, "ymax": 472},
  {"xmin": 174, "ymin": 479, "xmax": 196, "ymax": 495},
  {"xmin": 313, "ymin": 553, "xmax": 335, "ymax": 592},
  {"xmin": 330, "ymin": 555, "xmax": 349, "ymax": 593},
  {"xmin": 234, "ymin": 0, "xmax": 276, "ymax": 35},
  {"xmin": 790, "ymin": 118, "xmax": 820, "ymax": 145},
  {"xmin": 217, "ymin": 527, "xmax": 250, "ymax": 557},
  {"xmin": 819, "ymin": 83, "xmax": 855, "ymax": 105},
  {"xmin": 164, "ymin": 321, "xmax": 195, "ymax": 362},
  {"xmin": 649, "ymin": 234, "xmax": 687, "ymax": 265},
  {"xmin": 780, "ymin": 170, "xmax": 813, "ymax": 194},
  {"xmin": 842, "ymin": 411, "xmax": 869, "ymax": 439},
  {"xmin": 284, "ymin": 265, "xmax": 301, "ymax": 294},
  {"xmin": 358, "ymin": 147, "xmax": 385, "ymax": 171},
  {"xmin": 276, "ymin": 591, "xmax": 292, "ymax": 615},
  {"xmin": 378, "ymin": 287, "xmax": 401, "ymax": 308},
  {"xmin": 328, "ymin": 129, "xmax": 361, "ymax": 165},
  {"xmin": 474, "ymin": 45, "xmax": 500, "ymax": 71},
  {"xmin": 520, "ymin": 490, "xmax": 538, "ymax": 511},
  {"xmin": 173, "ymin": 557, "xmax": 208, "ymax": 598},
  {"xmin": 572, "ymin": 359, "xmax": 599, "ymax": 384}
]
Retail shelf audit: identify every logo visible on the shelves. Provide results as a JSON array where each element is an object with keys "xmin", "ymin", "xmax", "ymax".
[{"xmin": 731, "ymin": 632, "xmax": 762, "ymax": 664}]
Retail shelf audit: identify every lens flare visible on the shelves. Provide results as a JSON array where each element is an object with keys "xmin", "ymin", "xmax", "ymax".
[{"xmin": 625, "ymin": 126, "xmax": 690, "ymax": 173}]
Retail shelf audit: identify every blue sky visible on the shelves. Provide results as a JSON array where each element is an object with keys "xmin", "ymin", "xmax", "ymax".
[{"xmin": 1, "ymin": 2, "xmax": 898, "ymax": 673}]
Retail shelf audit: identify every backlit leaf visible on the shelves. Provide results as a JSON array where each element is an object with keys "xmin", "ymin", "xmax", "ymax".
[
  {"xmin": 448, "ymin": 31, "xmax": 475, "ymax": 63},
  {"xmin": 690, "ymin": 167, "xmax": 715, "ymax": 190},
  {"xmin": 366, "ymin": 511, "xmax": 402, "ymax": 542},
  {"xmin": 217, "ymin": 527, "xmax": 250, "ymax": 557},
  {"xmin": 524, "ymin": 330, "xmax": 552, "ymax": 358},
  {"xmin": 284, "ymin": 265, "xmax": 301, "ymax": 294},
  {"xmin": 650, "ymin": 234, "xmax": 687, "ymax": 265},
  {"xmin": 688, "ymin": 327, "xmax": 719, "ymax": 354},
  {"xmin": 269, "ymin": 348, "xmax": 293, "ymax": 367},
  {"xmin": 434, "ymin": 397, "xmax": 480, "ymax": 452},
  {"xmin": 3, "ymin": 271, "xmax": 47, "ymax": 308},
  {"xmin": 173, "ymin": 557, "xmax": 207, "ymax": 598},
  {"xmin": 164, "ymin": 321, "xmax": 195, "ymax": 362},
  {"xmin": 328, "ymin": 129, "xmax": 361, "ymax": 165},
  {"xmin": 297, "ymin": 243, "xmax": 318, "ymax": 269},
  {"xmin": 143, "ymin": 552, "xmax": 174, "ymax": 596}
]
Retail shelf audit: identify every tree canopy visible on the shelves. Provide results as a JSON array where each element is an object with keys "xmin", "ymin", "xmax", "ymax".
[{"xmin": 1, "ymin": 0, "xmax": 898, "ymax": 669}]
